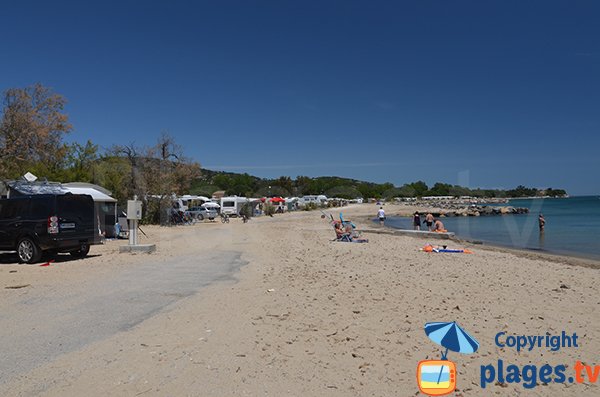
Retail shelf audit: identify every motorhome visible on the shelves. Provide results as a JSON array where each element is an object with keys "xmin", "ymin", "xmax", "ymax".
[
  {"xmin": 174, "ymin": 195, "xmax": 210, "ymax": 212},
  {"xmin": 299, "ymin": 195, "xmax": 328, "ymax": 207},
  {"xmin": 220, "ymin": 196, "xmax": 250, "ymax": 216}
]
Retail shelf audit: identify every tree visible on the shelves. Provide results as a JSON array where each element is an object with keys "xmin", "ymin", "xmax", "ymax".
[
  {"xmin": 408, "ymin": 181, "xmax": 429, "ymax": 197},
  {"xmin": 109, "ymin": 133, "xmax": 201, "ymax": 222},
  {"xmin": 427, "ymin": 182, "xmax": 452, "ymax": 196},
  {"xmin": 109, "ymin": 142, "xmax": 144, "ymax": 200},
  {"xmin": 294, "ymin": 176, "xmax": 312, "ymax": 195},
  {"xmin": 325, "ymin": 185, "xmax": 362, "ymax": 199},
  {"xmin": 94, "ymin": 155, "xmax": 132, "ymax": 204},
  {"xmin": 274, "ymin": 176, "xmax": 293, "ymax": 195},
  {"xmin": 383, "ymin": 184, "xmax": 417, "ymax": 199},
  {"xmin": 140, "ymin": 133, "xmax": 201, "ymax": 223},
  {"xmin": 0, "ymin": 83, "xmax": 72, "ymax": 179},
  {"xmin": 61, "ymin": 140, "xmax": 99, "ymax": 182}
]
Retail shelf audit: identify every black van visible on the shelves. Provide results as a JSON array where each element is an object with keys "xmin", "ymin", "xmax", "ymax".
[{"xmin": 0, "ymin": 194, "xmax": 96, "ymax": 263}]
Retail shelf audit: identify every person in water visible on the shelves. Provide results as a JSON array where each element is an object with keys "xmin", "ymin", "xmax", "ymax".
[
  {"xmin": 413, "ymin": 212, "xmax": 421, "ymax": 230},
  {"xmin": 538, "ymin": 213, "xmax": 546, "ymax": 232},
  {"xmin": 377, "ymin": 207, "xmax": 386, "ymax": 226},
  {"xmin": 423, "ymin": 213, "xmax": 434, "ymax": 231}
]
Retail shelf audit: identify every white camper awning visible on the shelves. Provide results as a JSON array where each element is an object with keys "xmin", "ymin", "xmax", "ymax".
[{"xmin": 64, "ymin": 187, "xmax": 117, "ymax": 203}]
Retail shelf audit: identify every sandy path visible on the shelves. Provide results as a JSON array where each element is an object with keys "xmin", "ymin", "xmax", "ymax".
[{"xmin": 0, "ymin": 251, "xmax": 245, "ymax": 385}]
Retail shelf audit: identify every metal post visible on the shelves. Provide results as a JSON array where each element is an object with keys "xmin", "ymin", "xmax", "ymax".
[{"xmin": 129, "ymin": 219, "xmax": 138, "ymax": 245}]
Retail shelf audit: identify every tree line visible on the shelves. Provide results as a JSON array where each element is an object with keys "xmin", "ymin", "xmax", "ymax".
[
  {"xmin": 191, "ymin": 174, "xmax": 567, "ymax": 200},
  {"xmin": 0, "ymin": 84, "xmax": 567, "ymax": 218}
]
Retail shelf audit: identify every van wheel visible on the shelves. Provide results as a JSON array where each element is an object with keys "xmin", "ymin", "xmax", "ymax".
[
  {"xmin": 70, "ymin": 243, "xmax": 90, "ymax": 258},
  {"xmin": 17, "ymin": 237, "xmax": 42, "ymax": 264}
]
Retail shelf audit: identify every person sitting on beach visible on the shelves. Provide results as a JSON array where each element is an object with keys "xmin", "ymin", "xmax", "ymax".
[
  {"xmin": 432, "ymin": 219, "xmax": 447, "ymax": 233},
  {"xmin": 335, "ymin": 222, "xmax": 350, "ymax": 240},
  {"xmin": 334, "ymin": 222, "xmax": 368, "ymax": 242},
  {"xmin": 423, "ymin": 213, "xmax": 434, "ymax": 231},
  {"xmin": 344, "ymin": 223, "xmax": 354, "ymax": 235},
  {"xmin": 413, "ymin": 212, "xmax": 421, "ymax": 230}
]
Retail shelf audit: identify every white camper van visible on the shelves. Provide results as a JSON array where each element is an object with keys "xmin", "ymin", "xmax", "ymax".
[
  {"xmin": 299, "ymin": 195, "xmax": 328, "ymax": 207},
  {"xmin": 174, "ymin": 195, "xmax": 210, "ymax": 212},
  {"xmin": 220, "ymin": 196, "xmax": 249, "ymax": 216}
]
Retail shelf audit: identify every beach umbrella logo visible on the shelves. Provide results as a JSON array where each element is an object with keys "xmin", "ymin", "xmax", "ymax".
[{"xmin": 417, "ymin": 321, "xmax": 479, "ymax": 396}]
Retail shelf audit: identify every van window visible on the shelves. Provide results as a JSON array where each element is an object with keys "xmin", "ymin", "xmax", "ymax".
[
  {"xmin": 29, "ymin": 197, "xmax": 55, "ymax": 219},
  {"xmin": 0, "ymin": 199, "xmax": 28, "ymax": 219},
  {"xmin": 57, "ymin": 195, "xmax": 93, "ymax": 220}
]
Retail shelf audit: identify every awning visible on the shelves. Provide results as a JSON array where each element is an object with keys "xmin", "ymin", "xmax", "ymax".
[{"xmin": 63, "ymin": 187, "xmax": 117, "ymax": 202}]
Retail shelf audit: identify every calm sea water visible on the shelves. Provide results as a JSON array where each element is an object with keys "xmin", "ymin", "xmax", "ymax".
[{"xmin": 383, "ymin": 196, "xmax": 600, "ymax": 260}]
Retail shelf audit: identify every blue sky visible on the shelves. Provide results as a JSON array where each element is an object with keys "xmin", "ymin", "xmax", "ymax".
[{"xmin": 1, "ymin": 1, "xmax": 598, "ymax": 194}]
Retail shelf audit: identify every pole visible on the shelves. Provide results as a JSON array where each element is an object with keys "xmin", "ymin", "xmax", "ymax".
[
  {"xmin": 129, "ymin": 219, "xmax": 138, "ymax": 245},
  {"xmin": 436, "ymin": 348, "xmax": 449, "ymax": 384}
]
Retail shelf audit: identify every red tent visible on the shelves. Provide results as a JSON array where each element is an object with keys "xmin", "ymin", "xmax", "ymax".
[{"xmin": 269, "ymin": 197, "xmax": 285, "ymax": 203}]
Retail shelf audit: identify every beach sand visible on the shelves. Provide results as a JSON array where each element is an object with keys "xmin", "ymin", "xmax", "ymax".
[{"xmin": 0, "ymin": 204, "xmax": 598, "ymax": 396}]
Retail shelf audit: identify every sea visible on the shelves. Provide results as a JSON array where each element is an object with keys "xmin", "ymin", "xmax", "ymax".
[{"xmin": 382, "ymin": 196, "xmax": 600, "ymax": 260}]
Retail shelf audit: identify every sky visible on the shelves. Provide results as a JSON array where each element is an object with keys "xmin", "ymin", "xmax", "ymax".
[{"xmin": 1, "ymin": 1, "xmax": 599, "ymax": 194}]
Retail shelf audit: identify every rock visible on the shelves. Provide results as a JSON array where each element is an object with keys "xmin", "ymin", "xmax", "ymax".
[{"xmin": 481, "ymin": 206, "xmax": 494, "ymax": 215}]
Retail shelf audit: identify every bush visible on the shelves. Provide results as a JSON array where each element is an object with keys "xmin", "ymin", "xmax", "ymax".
[
  {"xmin": 240, "ymin": 202, "xmax": 253, "ymax": 218},
  {"xmin": 264, "ymin": 203, "xmax": 276, "ymax": 216},
  {"xmin": 302, "ymin": 202, "xmax": 319, "ymax": 211}
]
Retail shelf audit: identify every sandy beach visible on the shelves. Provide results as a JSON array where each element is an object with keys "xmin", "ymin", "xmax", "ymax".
[{"xmin": 1, "ymin": 204, "xmax": 598, "ymax": 396}]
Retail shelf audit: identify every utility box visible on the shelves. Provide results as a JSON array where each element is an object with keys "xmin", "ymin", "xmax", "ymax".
[
  {"xmin": 127, "ymin": 200, "xmax": 142, "ymax": 220},
  {"xmin": 120, "ymin": 197, "xmax": 154, "ymax": 254}
]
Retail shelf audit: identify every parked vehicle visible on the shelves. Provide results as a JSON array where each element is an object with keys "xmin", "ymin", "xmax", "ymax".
[
  {"xmin": 298, "ymin": 195, "xmax": 328, "ymax": 207},
  {"xmin": 220, "ymin": 196, "xmax": 249, "ymax": 216},
  {"xmin": 185, "ymin": 206, "xmax": 217, "ymax": 221},
  {"xmin": 0, "ymin": 194, "xmax": 97, "ymax": 263}
]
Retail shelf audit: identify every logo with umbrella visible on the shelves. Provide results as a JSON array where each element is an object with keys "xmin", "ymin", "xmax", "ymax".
[{"xmin": 417, "ymin": 321, "xmax": 479, "ymax": 396}]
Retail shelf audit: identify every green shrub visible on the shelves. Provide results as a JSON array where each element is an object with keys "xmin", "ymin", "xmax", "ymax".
[
  {"xmin": 302, "ymin": 202, "xmax": 319, "ymax": 211},
  {"xmin": 264, "ymin": 203, "xmax": 276, "ymax": 216}
]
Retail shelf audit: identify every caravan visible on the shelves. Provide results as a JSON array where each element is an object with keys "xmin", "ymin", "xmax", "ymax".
[
  {"xmin": 220, "ymin": 196, "xmax": 249, "ymax": 216},
  {"xmin": 299, "ymin": 195, "xmax": 328, "ymax": 207}
]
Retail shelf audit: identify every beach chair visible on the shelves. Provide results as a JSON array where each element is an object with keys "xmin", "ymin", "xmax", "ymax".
[
  {"xmin": 339, "ymin": 212, "xmax": 356, "ymax": 229},
  {"xmin": 332, "ymin": 220, "xmax": 356, "ymax": 242}
]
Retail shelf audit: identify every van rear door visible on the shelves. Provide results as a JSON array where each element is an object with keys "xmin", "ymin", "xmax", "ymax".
[{"xmin": 56, "ymin": 194, "xmax": 95, "ymax": 240}]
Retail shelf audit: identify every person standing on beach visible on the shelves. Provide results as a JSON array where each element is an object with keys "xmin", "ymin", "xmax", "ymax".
[
  {"xmin": 377, "ymin": 207, "xmax": 386, "ymax": 226},
  {"xmin": 538, "ymin": 213, "xmax": 546, "ymax": 232},
  {"xmin": 424, "ymin": 213, "xmax": 434, "ymax": 231},
  {"xmin": 413, "ymin": 212, "xmax": 421, "ymax": 230}
]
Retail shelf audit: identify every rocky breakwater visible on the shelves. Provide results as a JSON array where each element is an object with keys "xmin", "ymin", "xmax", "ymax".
[{"xmin": 443, "ymin": 205, "xmax": 529, "ymax": 217}]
